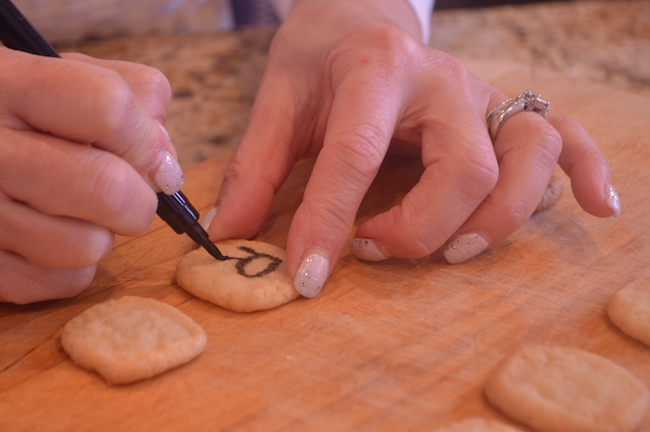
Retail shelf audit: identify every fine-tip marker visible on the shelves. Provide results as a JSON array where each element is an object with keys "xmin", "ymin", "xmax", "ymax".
[{"xmin": 0, "ymin": 0, "xmax": 230, "ymax": 261}]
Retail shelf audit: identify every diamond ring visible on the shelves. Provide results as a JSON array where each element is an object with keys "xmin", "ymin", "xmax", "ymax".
[{"xmin": 486, "ymin": 90, "xmax": 550, "ymax": 140}]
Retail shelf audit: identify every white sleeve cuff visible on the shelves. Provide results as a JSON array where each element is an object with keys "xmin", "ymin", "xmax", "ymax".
[
  {"xmin": 408, "ymin": 0, "xmax": 435, "ymax": 44},
  {"xmin": 270, "ymin": 0, "xmax": 434, "ymax": 44},
  {"xmin": 269, "ymin": 0, "xmax": 294, "ymax": 19}
]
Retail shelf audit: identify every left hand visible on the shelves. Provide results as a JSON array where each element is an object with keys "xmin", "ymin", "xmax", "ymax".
[{"xmin": 206, "ymin": 0, "xmax": 617, "ymax": 298}]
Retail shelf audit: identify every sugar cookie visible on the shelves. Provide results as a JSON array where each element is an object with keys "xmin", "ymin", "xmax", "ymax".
[
  {"xmin": 607, "ymin": 278, "xmax": 650, "ymax": 346},
  {"xmin": 485, "ymin": 345, "xmax": 649, "ymax": 432},
  {"xmin": 534, "ymin": 174, "xmax": 564, "ymax": 213},
  {"xmin": 176, "ymin": 239, "xmax": 299, "ymax": 312},
  {"xmin": 61, "ymin": 296, "xmax": 207, "ymax": 385},
  {"xmin": 436, "ymin": 417, "xmax": 524, "ymax": 432}
]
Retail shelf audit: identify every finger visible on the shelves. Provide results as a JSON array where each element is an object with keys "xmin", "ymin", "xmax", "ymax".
[
  {"xmin": 0, "ymin": 250, "xmax": 95, "ymax": 304},
  {"xmin": 0, "ymin": 193, "xmax": 114, "ymax": 269},
  {"xmin": 287, "ymin": 73, "xmax": 415, "ymax": 298},
  {"xmin": 549, "ymin": 114, "xmax": 619, "ymax": 218},
  {"xmin": 0, "ymin": 50, "xmax": 181, "ymax": 194},
  {"xmin": 0, "ymin": 128, "xmax": 157, "ymax": 236},
  {"xmin": 205, "ymin": 67, "xmax": 307, "ymax": 241},
  {"xmin": 442, "ymin": 111, "xmax": 562, "ymax": 264},
  {"xmin": 350, "ymin": 110, "xmax": 498, "ymax": 261},
  {"xmin": 61, "ymin": 52, "xmax": 172, "ymax": 122}
]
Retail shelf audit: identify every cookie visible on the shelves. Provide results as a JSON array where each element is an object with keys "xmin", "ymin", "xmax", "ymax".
[
  {"xmin": 485, "ymin": 345, "xmax": 649, "ymax": 432},
  {"xmin": 607, "ymin": 278, "xmax": 650, "ymax": 346},
  {"xmin": 436, "ymin": 417, "xmax": 524, "ymax": 432},
  {"xmin": 534, "ymin": 174, "xmax": 564, "ymax": 213},
  {"xmin": 61, "ymin": 296, "xmax": 207, "ymax": 385},
  {"xmin": 176, "ymin": 239, "xmax": 299, "ymax": 312}
]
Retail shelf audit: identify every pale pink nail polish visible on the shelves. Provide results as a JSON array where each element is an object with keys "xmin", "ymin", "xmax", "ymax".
[
  {"xmin": 154, "ymin": 151, "xmax": 184, "ymax": 195},
  {"xmin": 294, "ymin": 253, "xmax": 329, "ymax": 298},
  {"xmin": 444, "ymin": 233, "xmax": 489, "ymax": 264},
  {"xmin": 159, "ymin": 123, "xmax": 171, "ymax": 139},
  {"xmin": 348, "ymin": 238, "xmax": 390, "ymax": 261},
  {"xmin": 605, "ymin": 184, "xmax": 621, "ymax": 218},
  {"xmin": 200, "ymin": 207, "xmax": 218, "ymax": 231}
]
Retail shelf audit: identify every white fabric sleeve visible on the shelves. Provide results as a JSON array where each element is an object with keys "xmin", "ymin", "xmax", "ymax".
[
  {"xmin": 269, "ymin": 0, "xmax": 294, "ymax": 19},
  {"xmin": 269, "ymin": 0, "xmax": 434, "ymax": 44},
  {"xmin": 408, "ymin": 0, "xmax": 435, "ymax": 44}
]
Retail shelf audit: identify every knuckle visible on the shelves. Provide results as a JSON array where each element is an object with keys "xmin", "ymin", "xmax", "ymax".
[
  {"xmin": 330, "ymin": 23, "xmax": 420, "ymax": 76},
  {"xmin": 504, "ymin": 199, "xmax": 534, "ymax": 228},
  {"xmin": 426, "ymin": 52, "xmax": 477, "ymax": 98},
  {"xmin": 579, "ymin": 146, "xmax": 607, "ymax": 168},
  {"xmin": 80, "ymin": 153, "xmax": 129, "ymax": 211},
  {"xmin": 50, "ymin": 268, "xmax": 96, "ymax": 300},
  {"xmin": 302, "ymin": 199, "xmax": 353, "ymax": 246},
  {"xmin": 329, "ymin": 124, "xmax": 387, "ymax": 182},
  {"xmin": 78, "ymin": 153, "xmax": 155, "ymax": 234},
  {"xmin": 27, "ymin": 225, "xmax": 113, "ymax": 269},
  {"xmin": 86, "ymin": 231, "xmax": 115, "ymax": 265},
  {"xmin": 384, "ymin": 204, "xmax": 446, "ymax": 259},
  {"xmin": 0, "ymin": 257, "xmax": 94, "ymax": 304},
  {"xmin": 536, "ymin": 126, "xmax": 563, "ymax": 164},
  {"xmin": 399, "ymin": 228, "xmax": 441, "ymax": 258},
  {"xmin": 362, "ymin": 25, "xmax": 420, "ymax": 63},
  {"xmin": 553, "ymin": 115, "xmax": 583, "ymax": 134},
  {"xmin": 87, "ymin": 71, "xmax": 138, "ymax": 136},
  {"xmin": 136, "ymin": 66, "xmax": 172, "ymax": 100},
  {"xmin": 222, "ymin": 156, "xmax": 278, "ymax": 198},
  {"xmin": 221, "ymin": 157, "xmax": 247, "ymax": 188},
  {"xmin": 436, "ymin": 53, "xmax": 471, "ymax": 81},
  {"xmin": 455, "ymin": 148, "xmax": 500, "ymax": 201},
  {"xmin": 58, "ymin": 228, "xmax": 115, "ymax": 270}
]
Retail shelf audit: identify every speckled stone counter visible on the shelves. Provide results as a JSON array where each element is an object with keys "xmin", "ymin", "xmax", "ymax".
[
  {"xmin": 59, "ymin": 29, "xmax": 274, "ymax": 168},
  {"xmin": 57, "ymin": 0, "xmax": 650, "ymax": 169},
  {"xmin": 431, "ymin": 0, "xmax": 650, "ymax": 94}
]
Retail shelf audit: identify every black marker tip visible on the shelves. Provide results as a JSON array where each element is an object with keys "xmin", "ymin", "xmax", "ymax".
[
  {"xmin": 186, "ymin": 222, "xmax": 232, "ymax": 261},
  {"xmin": 155, "ymin": 191, "xmax": 231, "ymax": 261}
]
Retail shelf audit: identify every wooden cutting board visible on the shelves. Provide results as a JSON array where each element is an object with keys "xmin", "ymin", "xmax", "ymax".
[{"xmin": 1, "ymin": 61, "xmax": 649, "ymax": 431}]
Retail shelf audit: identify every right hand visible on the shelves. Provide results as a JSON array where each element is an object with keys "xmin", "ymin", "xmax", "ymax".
[{"xmin": 0, "ymin": 49, "xmax": 181, "ymax": 304}]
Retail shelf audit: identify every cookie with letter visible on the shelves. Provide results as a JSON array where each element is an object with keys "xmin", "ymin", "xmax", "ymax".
[{"xmin": 176, "ymin": 239, "xmax": 299, "ymax": 312}]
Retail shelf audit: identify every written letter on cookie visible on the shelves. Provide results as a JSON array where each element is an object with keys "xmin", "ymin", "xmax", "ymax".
[{"xmin": 176, "ymin": 239, "xmax": 299, "ymax": 312}]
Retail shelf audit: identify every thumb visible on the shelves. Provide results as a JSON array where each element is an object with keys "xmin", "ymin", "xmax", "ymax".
[{"xmin": 205, "ymin": 71, "xmax": 301, "ymax": 242}]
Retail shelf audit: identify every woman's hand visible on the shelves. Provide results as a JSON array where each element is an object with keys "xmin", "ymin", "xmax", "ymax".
[
  {"xmin": 0, "ymin": 49, "xmax": 181, "ymax": 303},
  {"xmin": 206, "ymin": 0, "xmax": 618, "ymax": 298}
]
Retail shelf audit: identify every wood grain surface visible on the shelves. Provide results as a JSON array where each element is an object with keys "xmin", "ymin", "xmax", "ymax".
[{"xmin": 1, "ymin": 62, "xmax": 649, "ymax": 431}]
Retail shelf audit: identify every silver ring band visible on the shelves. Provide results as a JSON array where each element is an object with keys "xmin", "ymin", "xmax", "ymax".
[{"xmin": 486, "ymin": 90, "xmax": 550, "ymax": 140}]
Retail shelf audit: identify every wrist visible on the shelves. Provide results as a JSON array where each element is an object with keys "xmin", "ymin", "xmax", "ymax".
[{"xmin": 285, "ymin": 0, "xmax": 428, "ymax": 43}]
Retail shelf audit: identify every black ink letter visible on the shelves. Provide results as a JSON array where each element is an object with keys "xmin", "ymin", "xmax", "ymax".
[{"xmin": 233, "ymin": 246, "xmax": 282, "ymax": 278}]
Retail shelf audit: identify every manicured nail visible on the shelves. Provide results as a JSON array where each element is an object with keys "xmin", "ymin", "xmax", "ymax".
[
  {"xmin": 154, "ymin": 150, "xmax": 184, "ymax": 195},
  {"xmin": 444, "ymin": 232, "xmax": 489, "ymax": 264},
  {"xmin": 294, "ymin": 253, "xmax": 329, "ymax": 298},
  {"xmin": 605, "ymin": 184, "xmax": 621, "ymax": 218},
  {"xmin": 200, "ymin": 207, "xmax": 218, "ymax": 231},
  {"xmin": 159, "ymin": 123, "xmax": 171, "ymax": 139},
  {"xmin": 348, "ymin": 238, "xmax": 390, "ymax": 261}
]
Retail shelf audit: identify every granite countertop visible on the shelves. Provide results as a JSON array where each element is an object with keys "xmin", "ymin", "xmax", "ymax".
[{"xmin": 57, "ymin": 0, "xmax": 650, "ymax": 169}]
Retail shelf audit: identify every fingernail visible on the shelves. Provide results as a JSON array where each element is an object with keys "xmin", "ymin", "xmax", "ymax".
[
  {"xmin": 159, "ymin": 123, "xmax": 171, "ymax": 139},
  {"xmin": 444, "ymin": 232, "xmax": 489, "ymax": 264},
  {"xmin": 200, "ymin": 206, "xmax": 218, "ymax": 231},
  {"xmin": 605, "ymin": 184, "xmax": 621, "ymax": 218},
  {"xmin": 294, "ymin": 253, "xmax": 329, "ymax": 298},
  {"xmin": 154, "ymin": 150, "xmax": 184, "ymax": 195},
  {"xmin": 348, "ymin": 238, "xmax": 390, "ymax": 261}
]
